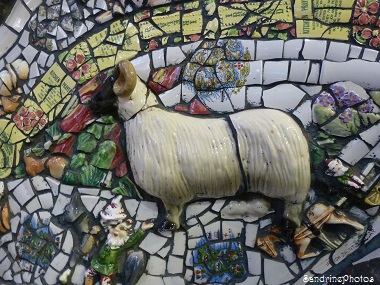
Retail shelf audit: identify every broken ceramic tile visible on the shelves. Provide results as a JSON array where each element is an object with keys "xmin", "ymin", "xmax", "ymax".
[
  {"xmin": 147, "ymin": 255, "xmax": 166, "ymax": 275},
  {"xmin": 139, "ymin": 233, "xmax": 167, "ymax": 254},
  {"xmin": 326, "ymin": 42, "xmax": 350, "ymax": 62},
  {"xmin": 263, "ymin": 61, "xmax": 289, "ymax": 85},
  {"xmin": 289, "ymin": 60, "xmax": 310, "ymax": 83},
  {"xmin": 256, "ymin": 40, "xmax": 284, "ymax": 60},
  {"xmin": 302, "ymin": 39, "xmax": 326, "ymax": 60},
  {"xmin": 263, "ymin": 84, "xmax": 305, "ymax": 111}
]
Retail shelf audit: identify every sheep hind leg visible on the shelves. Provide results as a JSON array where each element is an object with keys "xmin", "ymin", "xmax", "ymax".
[
  {"xmin": 283, "ymin": 201, "xmax": 303, "ymax": 228},
  {"xmin": 161, "ymin": 203, "xmax": 183, "ymax": 230}
]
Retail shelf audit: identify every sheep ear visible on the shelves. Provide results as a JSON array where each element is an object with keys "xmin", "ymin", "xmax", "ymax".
[{"xmin": 113, "ymin": 60, "xmax": 137, "ymax": 97}]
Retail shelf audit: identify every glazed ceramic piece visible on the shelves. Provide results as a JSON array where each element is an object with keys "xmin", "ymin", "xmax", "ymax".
[
  {"xmin": 294, "ymin": 198, "xmax": 364, "ymax": 259},
  {"xmin": 113, "ymin": 60, "xmax": 310, "ymax": 230}
]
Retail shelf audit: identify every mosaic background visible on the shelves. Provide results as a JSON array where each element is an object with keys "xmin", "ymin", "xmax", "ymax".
[{"xmin": 1, "ymin": 0, "xmax": 380, "ymax": 284}]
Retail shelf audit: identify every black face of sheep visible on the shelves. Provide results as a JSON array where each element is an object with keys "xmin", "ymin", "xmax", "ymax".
[{"xmin": 92, "ymin": 60, "xmax": 311, "ymax": 231}]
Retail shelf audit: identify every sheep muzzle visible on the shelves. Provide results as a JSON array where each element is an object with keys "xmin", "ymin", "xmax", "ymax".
[{"xmin": 113, "ymin": 60, "xmax": 137, "ymax": 97}]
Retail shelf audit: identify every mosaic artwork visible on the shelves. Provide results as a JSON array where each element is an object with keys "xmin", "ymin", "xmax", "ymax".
[{"xmin": 1, "ymin": 0, "xmax": 380, "ymax": 284}]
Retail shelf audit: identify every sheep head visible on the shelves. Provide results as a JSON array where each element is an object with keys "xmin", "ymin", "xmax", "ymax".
[{"xmin": 113, "ymin": 60, "xmax": 137, "ymax": 98}]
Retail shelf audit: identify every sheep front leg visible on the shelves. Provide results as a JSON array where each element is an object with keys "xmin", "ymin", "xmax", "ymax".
[{"xmin": 161, "ymin": 202, "xmax": 183, "ymax": 230}]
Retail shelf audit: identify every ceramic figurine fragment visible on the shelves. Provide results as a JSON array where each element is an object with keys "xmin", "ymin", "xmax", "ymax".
[
  {"xmin": 221, "ymin": 198, "xmax": 273, "ymax": 222},
  {"xmin": 0, "ymin": 202, "xmax": 10, "ymax": 233},
  {"xmin": 325, "ymin": 158, "xmax": 366, "ymax": 190},
  {"xmin": 365, "ymin": 180, "xmax": 380, "ymax": 206},
  {"xmin": 107, "ymin": 60, "xmax": 311, "ymax": 230},
  {"xmin": 294, "ymin": 198, "xmax": 365, "ymax": 259},
  {"xmin": 85, "ymin": 197, "xmax": 154, "ymax": 285},
  {"xmin": 257, "ymin": 234, "xmax": 281, "ymax": 258}
]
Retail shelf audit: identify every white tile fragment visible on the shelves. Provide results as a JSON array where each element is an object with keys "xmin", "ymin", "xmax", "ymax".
[
  {"xmin": 256, "ymin": 40, "xmax": 284, "ymax": 60},
  {"xmin": 293, "ymin": 272, "xmax": 314, "ymax": 285},
  {"xmin": 93, "ymin": 200, "xmax": 107, "ymax": 218},
  {"xmin": 139, "ymin": 233, "xmax": 167, "ymax": 254},
  {"xmin": 263, "ymin": 84, "xmax": 305, "ymax": 111},
  {"xmin": 211, "ymin": 199, "xmax": 225, "ymax": 212},
  {"xmin": 167, "ymin": 255, "xmax": 183, "ymax": 274},
  {"xmin": 307, "ymin": 63, "xmax": 320, "ymax": 84},
  {"xmin": 293, "ymin": 100, "xmax": 312, "ymax": 127},
  {"xmin": 349, "ymin": 45, "xmax": 362, "ymax": 59},
  {"xmin": 62, "ymin": 230, "xmax": 73, "ymax": 253},
  {"xmin": 300, "ymin": 257, "xmax": 316, "ymax": 270},
  {"xmin": 299, "ymin": 85, "xmax": 322, "ymax": 96},
  {"xmin": 12, "ymin": 179, "xmax": 34, "ymax": 206},
  {"xmin": 0, "ymin": 257, "xmax": 11, "ymax": 276},
  {"xmin": 186, "ymin": 201, "xmax": 211, "ymax": 220},
  {"xmin": 320, "ymin": 59, "xmax": 380, "ymax": 89},
  {"xmin": 362, "ymin": 48, "xmax": 378, "ymax": 62},
  {"xmin": 44, "ymin": 267, "xmax": 60, "ymax": 285},
  {"xmin": 264, "ymin": 258, "xmax": 294, "ymax": 285},
  {"xmin": 124, "ymin": 199, "xmax": 140, "ymax": 217},
  {"xmin": 37, "ymin": 52, "xmax": 49, "ymax": 67},
  {"xmin": 8, "ymin": 196, "xmax": 20, "ymax": 215},
  {"xmin": 326, "ymin": 42, "xmax": 349, "ymax": 62},
  {"xmin": 10, "ymin": 216, "xmax": 20, "ymax": 233},
  {"xmin": 153, "ymin": 49, "xmax": 165, "ymax": 69},
  {"xmin": 366, "ymin": 206, "xmax": 379, "ymax": 216},
  {"xmin": 263, "ymin": 60, "xmax": 289, "ymax": 85},
  {"xmin": 71, "ymin": 264, "xmax": 86, "ymax": 285},
  {"xmin": 78, "ymin": 187, "xmax": 99, "ymax": 196},
  {"xmin": 284, "ymin": 39, "xmax": 303, "ymax": 59},
  {"xmin": 60, "ymin": 184, "xmax": 74, "ymax": 195},
  {"xmin": 26, "ymin": 197, "xmax": 41, "ymax": 213},
  {"xmin": 198, "ymin": 211, "xmax": 218, "ymax": 225},
  {"xmin": 186, "ymin": 217, "xmax": 197, "ymax": 226},
  {"xmin": 204, "ymin": 221, "xmax": 221, "ymax": 240},
  {"xmin": 38, "ymin": 193, "xmax": 54, "ymax": 210},
  {"xmin": 163, "ymin": 276, "xmax": 186, "ymax": 285},
  {"xmin": 81, "ymin": 195, "xmax": 99, "ymax": 212},
  {"xmin": 365, "ymin": 142, "xmax": 380, "ymax": 160},
  {"xmin": 31, "ymin": 176, "xmax": 50, "ymax": 191},
  {"xmin": 136, "ymin": 201, "xmax": 158, "ymax": 220},
  {"xmin": 246, "ymin": 86, "xmax": 262, "ymax": 107},
  {"xmin": 166, "ymin": 46, "xmax": 186, "ymax": 65},
  {"xmin": 5, "ymin": 45, "xmax": 22, "ymax": 64},
  {"xmin": 279, "ymin": 245, "xmax": 296, "ymax": 263},
  {"xmin": 245, "ymin": 223, "xmax": 258, "ymax": 248},
  {"xmin": 239, "ymin": 276, "xmax": 260, "ymax": 285},
  {"xmin": 147, "ymin": 256, "xmax": 166, "ymax": 275},
  {"xmin": 247, "ymin": 251, "xmax": 261, "ymax": 275},
  {"xmin": 181, "ymin": 41, "xmax": 202, "ymax": 55},
  {"xmin": 19, "ymin": 30, "xmax": 30, "ymax": 47},
  {"xmin": 22, "ymin": 45, "xmax": 39, "ymax": 64},
  {"xmin": 365, "ymin": 214, "xmax": 380, "ymax": 243},
  {"xmin": 50, "ymin": 253, "xmax": 69, "ymax": 271},
  {"xmin": 288, "ymin": 60, "xmax": 309, "ymax": 82},
  {"xmin": 135, "ymin": 274, "xmax": 165, "ymax": 285},
  {"xmin": 172, "ymin": 231, "xmax": 186, "ymax": 256},
  {"xmin": 46, "ymin": 177, "xmax": 60, "ymax": 196},
  {"xmin": 246, "ymin": 61, "xmax": 263, "ymax": 85},
  {"xmin": 259, "ymin": 218, "xmax": 272, "ymax": 228},
  {"xmin": 339, "ymin": 138, "xmax": 371, "ymax": 166},
  {"xmin": 52, "ymin": 194, "xmax": 71, "ymax": 216},
  {"xmin": 360, "ymin": 124, "xmax": 380, "ymax": 146},
  {"xmin": 159, "ymin": 85, "xmax": 181, "ymax": 107},
  {"xmin": 181, "ymin": 82, "xmax": 196, "ymax": 103},
  {"xmin": 302, "ymin": 40, "xmax": 326, "ymax": 60},
  {"xmin": 228, "ymin": 86, "xmax": 246, "ymax": 110},
  {"xmin": 131, "ymin": 54, "xmax": 151, "ymax": 82},
  {"xmin": 222, "ymin": 220, "xmax": 244, "ymax": 239},
  {"xmin": 289, "ymin": 262, "xmax": 300, "ymax": 274},
  {"xmin": 157, "ymin": 245, "xmax": 171, "ymax": 258},
  {"xmin": 188, "ymin": 224, "xmax": 203, "ymax": 238},
  {"xmin": 100, "ymin": 190, "xmax": 114, "ymax": 199}
]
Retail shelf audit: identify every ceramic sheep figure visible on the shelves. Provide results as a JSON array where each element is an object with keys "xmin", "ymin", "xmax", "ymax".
[{"xmin": 112, "ymin": 60, "xmax": 311, "ymax": 230}]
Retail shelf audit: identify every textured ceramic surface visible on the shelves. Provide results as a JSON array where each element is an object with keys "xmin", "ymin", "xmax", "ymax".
[{"xmin": 1, "ymin": 0, "xmax": 380, "ymax": 285}]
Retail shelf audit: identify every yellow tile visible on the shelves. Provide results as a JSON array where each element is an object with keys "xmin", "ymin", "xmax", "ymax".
[
  {"xmin": 152, "ymin": 12, "xmax": 181, "ymax": 34},
  {"xmin": 0, "ymin": 145, "xmax": 4, "ymax": 168},
  {"xmin": 125, "ymin": 23, "xmax": 139, "ymax": 38},
  {"xmin": 123, "ymin": 35, "xmax": 141, "ymax": 51},
  {"xmin": 32, "ymin": 82, "xmax": 50, "ymax": 103},
  {"xmin": 314, "ymin": 8, "xmax": 352, "ymax": 24},
  {"xmin": 204, "ymin": 18, "xmax": 219, "ymax": 35},
  {"xmin": 245, "ymin": 0, "xmax": 293, "ymax": 22},
  {"xmin": 14, "ymin": 141, "xmax": 22, "ymax": 166},
  {"xmin": 296, "ymin": 20, "xmax": 349, "ymax": 40},
  {"xmin": 0, "ymin": 120, "xmax": 11, "ymax": 143},
  {"xmin": 139, "ymin": 21, "xmax": 164, "ymax": 39},
  {"xmin": 313, "ymin": 0, "xmax": 355, "ymax": 8},
  {"xmin": 107, "ymin": 33, "xmax": 125, "ymax": 45},
  {"xmin": 116, "ymin": 50, "xmax": 138, "ymax": 64},
  {"xmin": 243, "ymin": 15, "xmax": 276, "ymax": 26},
  {"xmin": 0, "ymin": 168, "xmax": 11, "ymax": 179},
  {"xmin": 7, "ymin": 124, "xmax": 27, "ymax": 144},
  {"xmin": 294, "ymin": 0, "xmax": 313, "ymax": 19},
  {"xmin": 110, "ymin": 19, "xmax": 129, "ymax": 34},
  {"xmin": 230, "ymin": 3, "xmax": 247, "ymax": 10},
  {"xmin": 97, "ymin": 56, "xmax": 116, "ymax": 71},
  {"xmin": 87, "ymin": 29, "xmax": 108, "ymax": 48},
  {"xmin": 218, "ymin": 6, "xmax": 247, "ymax": 29},
  {"xmin": 184, "ymin": 0, "xmax": 200, "ymax": 10},
  {"xmin": 2, "ymin": 142, "xmax": 15, "ymax": 167},
  {"xmin": 182, "ymin": 10, "xmax": 203, "ymax": 35},
  {"xmin": 40, "ymin": 87, "xmax": 62, "ymax": 114},
  {"xmin": 61, "ymin": 76, "xmax": 76, "ymax": 98},
  {"xmin": 94, "ymin": 44, "xmax": 118, "ymax": 57},
  {"xmin": 41, "ymin": 63, "xmax": 66, "ymax": 86}
]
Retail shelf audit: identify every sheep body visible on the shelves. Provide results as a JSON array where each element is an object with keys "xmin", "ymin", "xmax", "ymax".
[{"xmin": 115, "ymin": 61, "xmax": 310, "ymax": 229}]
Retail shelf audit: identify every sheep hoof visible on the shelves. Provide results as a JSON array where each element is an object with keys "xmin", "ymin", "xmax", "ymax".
[{"xmin": 161, "ymin": 220, "xmax": 177, "ymax": 231}]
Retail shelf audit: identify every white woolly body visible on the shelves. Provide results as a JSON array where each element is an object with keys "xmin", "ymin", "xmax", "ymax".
[{"xmin": 118, "ymin": 78, "xmax": 310, "ymax": 226}]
